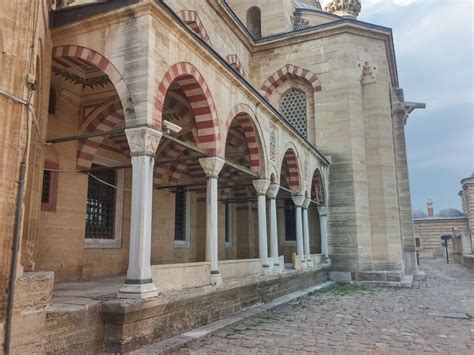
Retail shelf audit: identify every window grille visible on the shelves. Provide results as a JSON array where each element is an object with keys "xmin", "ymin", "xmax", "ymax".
[
  {"xmin": 284, "ymin": 199, "xmax": 296, "ymax": 241},
  {"xmin": 293, "ymin": 17, "xmax": 310, "ymax": 30},
  {"xmin": 281, "ymin": 89, "xmax": 307, "ymax": 137},
  {"xmin": 85, "ymin": 168, "xmax": 116, "ymax": 239},
  {"xmin": 174, "ymin": 188, "xmax": 187, "ymax": 241},
  {"xmin": 42, "ymin": 170, "xmax": 51, "ymax": 204}
]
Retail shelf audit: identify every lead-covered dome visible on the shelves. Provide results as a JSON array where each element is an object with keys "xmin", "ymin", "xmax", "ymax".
[
  {"xmin": 412, "ymin": 210, "xmax": 428, "ymax": 219},
  {"xmin": 435, "ymin": 208, "xmax": 465, "ymax": 218}
]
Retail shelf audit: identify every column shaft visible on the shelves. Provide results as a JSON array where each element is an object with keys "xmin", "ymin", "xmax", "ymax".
[
  {"xmin": 257, "ymin": 194, "xmax": 269, "ymax": 268},
  {"xmin": 119, "ymin": 127, "xmax": 161, "ymax": 299},
  {"xmin": 302, "ymin": 208, "xmax": 312, "ymax": 266},
  {"xmin": 269, "ymin": 197, "xmax": 279, "ymax": 263},
  {"xmin": 295, "ymin": 206, "xmax": 305, "ymax": 263},
  {"xmin": 207, "ymin": 176, "xmax": 219, "ymax": 274},
  {"xmin": 320, "ymin": 214, "xmax": 329, "ymax": 258}
]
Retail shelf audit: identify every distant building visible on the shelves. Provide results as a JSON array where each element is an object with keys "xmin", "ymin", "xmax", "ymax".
[{"xmin": 413, "ymin": 173, "xmax": 474, "ymax": 258}]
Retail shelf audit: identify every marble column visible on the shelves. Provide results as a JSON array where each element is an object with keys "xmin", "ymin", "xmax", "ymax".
[
  {"xmin": 302, "ymin": 198, "xmax": 313, "ymax": 267},
  {"xmin": 119, "ymin": 127, "xmax": 162, "ymax": 299},
  {"xmin": 199, "ymin": 157, "xmax": 225, "ymax": 285},
  {"xmin": 267, "ymin": 183, "xmax": 282, "ymax": 273},
  {"xmin": 292, "ymin": 195, "xmax": 306, "ymax": 268},
  {"xmin": 318, "ymin": 206, "xmax": 329, "ymax": 261},
  {"xmin": 253, "ymin": 179, "xmax": 271, "ymax": 274}
]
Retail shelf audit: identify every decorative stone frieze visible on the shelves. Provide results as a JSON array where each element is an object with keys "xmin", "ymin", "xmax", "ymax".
[
  {"xmin": 269, "ymin": 129, "xmax": 277, "ymax": 162},
  {"xmin": 253, "ymin": 179, "xmax": 270, "ymax": 196},
  {"xmin": 199, "ymin": 157, "xmax": 225, "ymax": 178},
  {"xmin": 324, "ymin": 0, "xmax": 361, "ymax": 19},
  {"xmin": 125, "ymin": 127, "xmax": 162, "ymax": 156},
  {"xmin": 266, "ymin": 183, "xmax": 280, "ymax": 199}
]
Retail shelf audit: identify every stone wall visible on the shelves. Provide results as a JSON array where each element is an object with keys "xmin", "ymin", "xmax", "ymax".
[{"xmin": 414, "ymin": 218, "xmax": 469, "ymax": 257}]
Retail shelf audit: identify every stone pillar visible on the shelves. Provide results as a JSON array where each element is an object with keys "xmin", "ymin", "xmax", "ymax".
[
  {"xmin": 318, "ymin": 206, "xmax": 329, "ymax": 260},
  {"xmin": 119, "ymin": 127, "xmax": 162, "ymax": 299},
  {"xmin": 302, "ymin": 198, "xmax": 313, "ymax": 267},
  {"xmin": 199, "ymin": 157, "xmax": 225, "ymax": 285},
  {"xmin": 253, "ymin": 179, "xmax": 271, "ymax": 273},
  {"xmin": 393, "ymin": 99, "xmax": 419, "ymax": 275},
  {"xmin": 292, "ymin": 195, "xmax": 306, "ymax": 268},
  {"xmin": 267, "ymin": 183, "xmax": 282, "ymax": 272}
]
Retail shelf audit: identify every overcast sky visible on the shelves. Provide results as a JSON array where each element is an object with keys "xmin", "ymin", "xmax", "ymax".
[{"xmin": 323, "ymin": 0, "xmax": 473, "ymax": 213}]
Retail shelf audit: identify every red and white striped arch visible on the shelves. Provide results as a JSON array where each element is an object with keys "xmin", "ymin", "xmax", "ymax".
[
  {"xmin": 223, "ymin": 104, "xmax": 264, "ymax": 175},
  {"xmin": 225, "ymin": 54, "xmax": 245, "ymax": 77},
  {"xmin": 260, "ymin": 64, "xmax": 321, "ymax": 98},
  {"xmin": 177, "ymin": 10, "xmax": 212, "ymax": 47},
  {"xmin": 155, "ymin": 62, "xmax": 221, "ymax": 156},
  {"xmin": 280, "ymin": 148, "xmax": 301, "ymax": 192},
  {"xmin": 76, "ymin": 101, "xmax": 125, "ymax": 169},
  {"xmin": 52, "ymin": 45, "xmax": 132, "ymax": 121},
  {"xmin": 311, "ymin": 168, "xmax": 325, "ymax": 205}
]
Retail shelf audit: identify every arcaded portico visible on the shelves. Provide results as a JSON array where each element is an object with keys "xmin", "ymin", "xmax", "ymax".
[{"xmin": 1, "ymin": 0, "xmax": 424, "ymax": 353}]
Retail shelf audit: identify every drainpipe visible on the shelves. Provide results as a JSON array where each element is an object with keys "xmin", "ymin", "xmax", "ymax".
[{"xmin": 3, "ymin": 161, "xmax": 26, "ymax": 355}]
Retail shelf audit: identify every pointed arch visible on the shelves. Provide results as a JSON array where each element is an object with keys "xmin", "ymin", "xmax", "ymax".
[
  {"xmin": 225, "ymin": 54, "xmax": 245, "ymax": 77},
  {"xmin": 177, "ymin": 10, "xmax": 212, "ymax": 47},
  {"xmin": 280, "ymin": 147, "xmax": 301, "ymax": 192},
  {"xmin": 154, "ymin": 62, "xmax": 221, "ymax": 156},
  {"xmin": 52, "ymin": 45, "xmax": 134, "ymax": 123},
  {"xmin": 223, "ymin": 104, "xmax": 266, "ymax": 175},
  {"xmin": 76, "ymin": 101, "xmax": 125, "ymax": 169},
  {"xmin": 311, "ymin": 168, "xmax": 326, "ymax": 205},
  {"xmin": 260, "ymin": 64, "xmax": 321, "ymax": 98}
]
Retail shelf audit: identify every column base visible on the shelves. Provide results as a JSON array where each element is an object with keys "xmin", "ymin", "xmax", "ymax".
[
  {"xmin": 272, "ymin": 263, "xmax": 284, "ymax": 274},
  {"xmin": 301, "ymin": 259, "xmax": 307, "ymax": 269},
  {"xmin": 118, "ymin": 280, "xmax": 159, "ymax": 299},
  {"xmin": 210, "ymin": 272, "xmax": 222, "ymax": 285},
  {"xmin": 306, "ymin": 257, "xmax": 314, "ymax": 267},
  {"xmin": 262, "ymin": 264, "xmax": 272, "ymax": 275}
]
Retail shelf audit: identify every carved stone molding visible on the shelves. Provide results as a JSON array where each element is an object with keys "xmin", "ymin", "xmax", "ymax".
[
  {"xmin": 324, "ymin": 0, "xmax": 361, "ymax": 19},
  {"xmin": 360, "ymin": 62, "xmax": 378, "ymax": 85},
  {"xmin": 253, "ymin": 179, "xmax": 270, "ymax": 196},
  {"xmin": 317, "ymin": 206, "xmax": 328, "ymax": 216},
  {"xmin": 199, "ymin": 157, "xmax": 225, "ymax": 178},
  {"xmin": 292, "ymin": 194, "xmax": 305, "ymax": 207},
  {"xmin": 125, "ymin": 127, "xmax": 162, "ymax": 156},
  {"xmin": 266, "ymin": 183, "xmax": 280, "ymax": 199},
  {"xmin": 269, "ymin": 129, "xmax": 277, "ymax": 162},
  {"xmin": 302, "ymin": 198, "xmax": 311, "ymax": 209}
]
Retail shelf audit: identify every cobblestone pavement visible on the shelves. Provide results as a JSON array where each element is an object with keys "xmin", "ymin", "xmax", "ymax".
[{"xmin": 176, "ymin": 259, "xmax": 474, "ymax": 354}]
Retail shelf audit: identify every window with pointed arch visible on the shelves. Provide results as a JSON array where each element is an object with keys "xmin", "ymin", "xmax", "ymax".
[{"xmin": 280, "ymin": 88, "xmax": 307, "ymax": 138}]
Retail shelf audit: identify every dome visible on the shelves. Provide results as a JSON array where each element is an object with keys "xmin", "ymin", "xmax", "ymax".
[
  {"xmin": 435, "ymin": 208, "xmax": 465, "ymax": 218},
  {"xmin": 412, "ymin": 210, "xmax": 428, "ymax": 219}
]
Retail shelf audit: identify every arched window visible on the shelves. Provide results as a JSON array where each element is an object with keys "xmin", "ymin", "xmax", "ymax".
[
  {"xmin": 246, "ymin": 6, "xmax": 261, "ymax": 39},
  {"xmin": 281, "ymin": 88, "xmax": 307, "ymax": 138}
]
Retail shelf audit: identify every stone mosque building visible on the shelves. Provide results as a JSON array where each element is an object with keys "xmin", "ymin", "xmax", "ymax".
[
  {"xmin": 413, "ymin": 173, "xmax": 474, "ymax": 265},
  {"xmin": 1, "ymin": 0, "xmax": 425, "ymax": 352}
]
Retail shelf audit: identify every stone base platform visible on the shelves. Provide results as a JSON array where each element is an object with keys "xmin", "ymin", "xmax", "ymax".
[
  {"xmin": 101, "ymin": 265, "xmax": 328, "ymax": 353},
  {"xmin": 10, "ymin": 265, "xmax": 328, "ymax": 354}
]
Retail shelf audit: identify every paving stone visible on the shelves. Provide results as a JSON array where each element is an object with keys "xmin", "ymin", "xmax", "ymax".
[{"xmin": 176, "ymin": 259, "xmax": 474, "ymax": 354}]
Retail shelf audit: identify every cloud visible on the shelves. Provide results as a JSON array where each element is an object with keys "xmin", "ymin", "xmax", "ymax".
[
  {"xmin": 393, "ymin": 0, "xmax": 415, "ymax": 6},
  {"xmin": 321, "ymin": 0, "xmax": 416, "ymax": 9}
]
